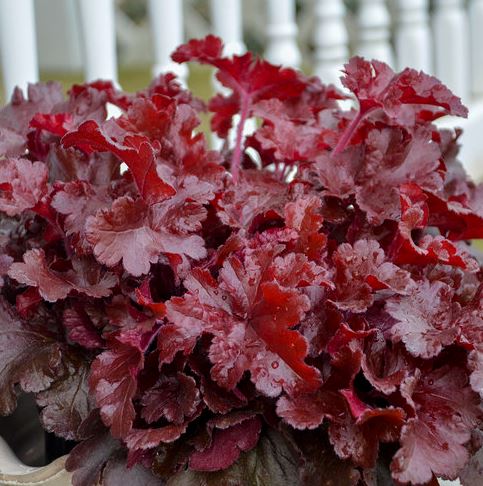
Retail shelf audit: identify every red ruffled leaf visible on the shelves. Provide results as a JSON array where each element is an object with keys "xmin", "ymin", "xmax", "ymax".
[
  {"xmin": 392, "ymin": 367, "xmax": 482, "ymax": 484},
  {"xmin": 386, "ymin": 279, "xmax": 460, "ymax": 358},
  {"xmin": 389, "ymin": 184, "xmax": 479, "ymax": 271},
  {"xmin": 8, "ymin": 249, "xmax": 117, "ymax": 302},
  {"xmin": 172, "ymin": 35, "xmax": 307, "ymax": 180},
  {"xmin": 85, "ymin": 196, "xmax": 206, "ymax": 277},
  {"xmin": 0, "ymin": 82, "xmax": 64, "ymax": 157},
  {"xmin": 89, "ymin": 335, "xmax": 144, "ymax": 438},
  {"xmin": 63, "ymin": 307, "xmax": 104, "ymax": 349},
  {"xmin": 331, "ymin": 239, "xmax": 413, "ymax": 313},
  {"xmin": 62, "ymin": 119, "xmax": 175, "ymax": 205},
  {"xmin": 335, "ymin": 57, "xmax": 467, "ymax": 154},
  {"xmin": 164, "ymin": 248, "xmax": 321, "ymax": 396},
  {"xmin": 0, "ymin": 158, "xmax": 48, "ymax": 216}
]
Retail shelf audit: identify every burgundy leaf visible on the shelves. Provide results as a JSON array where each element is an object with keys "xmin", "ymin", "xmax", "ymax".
[
  {"xmin": 141, "ymin": 372, "xmax": 200, "ymax": 424},
  {"xmin": 65, "ymin": 432, "xmax": 120, "ymax": 486},
  {"xmin": 0, "ymin": 298, "xmax": 63, "ymax": 415},
  {"xmin": 37, "ymin": 361, "xmax": 92, "ymax": 440},
  {"xmin": 63, "ymin": 307, "xmax": 104, "ymax": 349},
  {"xmin": 189, "ymin": 416, "xmax": 262, "ymax": 472},
  {"xmin": 89, "ymin": 335, "xmax": 144, "ymax": 438}
]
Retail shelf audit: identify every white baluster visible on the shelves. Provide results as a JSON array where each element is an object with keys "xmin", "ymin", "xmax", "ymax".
[
  {"xmin": 209, "ymin": 0, "xmax": 245, "ymax": 56},
  {"xmin": 395, "ymin": 0, "xmax": 431, "ymax": 72},
  {"xmin": 433, "ymin": 0, "xmax": 469, "ymax": 102},
  {"xmin": 209, "ymin": 0, "xmax": 247, "ymax": 149},
  {"xmin": 357, "ymin": 0, "xmax": 394, "ymax": 65},
  {"xmin": 76, "ymin": 0, "xmax": 118, "ymax": 83},
  {"xmin": 313, "ymin": 0, "xmax": 349, "ymax": 86},
  {"xmin": 148, "ymin": 0, "xmax": 187, "ymax": 83},
  {"xmin": 265, "ymin": 0, "xmax": 301, "ymax": 68},
  {"xmin": 469, "ymin": 0, "xmax": 483, "ymax": 97},
  {"xmin": 0, "ymin": 0, "xmax": 38, "ymax": 96}
]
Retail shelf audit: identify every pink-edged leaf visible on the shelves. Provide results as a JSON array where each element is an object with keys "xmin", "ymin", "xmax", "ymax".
[{"xmin": 125, "ymin": 424, "xmax": 189, "ymax": 452}]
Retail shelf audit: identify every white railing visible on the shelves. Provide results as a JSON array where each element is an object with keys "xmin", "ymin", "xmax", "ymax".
[{"xmin": 0, "ymin": 0, "xmax": 482, "ymax": 182}]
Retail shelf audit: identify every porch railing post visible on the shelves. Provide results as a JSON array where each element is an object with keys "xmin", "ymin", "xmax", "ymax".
[
  {"xmin": 395, "ymin": 0, "xmax": 431, "ymax": 72},
  {"xmin": 433, "ymin": 0, "xmax": 469, "ymax": 101},
  {"xmin": 313, "ymin": 0, "xmax": 349, "ymax": 86},
  {"xmin": 265, "ymin": 0, "xmax": 301, "ymax": 68},
  {"xmin": 76, "ymin": 0, "xmax": 118, "ymax": 83},
  {"xmin": 0, "ymin": 0, "xmax": 39, "ymax": 96},
  {"xmin": 148, "ymin": 0, "xmax": 188, "ymax": 83},
  {"xmin": 356, "ymin": 0, "xmax": 393, "ymax": 66}
]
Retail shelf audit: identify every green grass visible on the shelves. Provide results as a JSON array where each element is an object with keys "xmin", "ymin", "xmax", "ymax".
[{"xmin": 37, "ymin": 65, "xmax": 214, "ymax": 100}]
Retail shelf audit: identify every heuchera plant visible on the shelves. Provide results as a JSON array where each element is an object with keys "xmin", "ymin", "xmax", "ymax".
[{"xmin": 0, "ymin": 35, "xmax": 482, "ymax": 485}]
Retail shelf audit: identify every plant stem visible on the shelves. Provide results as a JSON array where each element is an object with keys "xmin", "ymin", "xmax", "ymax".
[
  {"xmin": 231, "ymin": 94, "xmax": 250, "ymax": 184},
  {"xmin": 332, "ymin": 110, "xmax": 364, "ymax": 156}
]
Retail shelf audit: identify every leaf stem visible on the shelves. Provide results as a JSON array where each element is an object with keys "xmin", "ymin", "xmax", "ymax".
[
  {"xmin": 231, "ymin": 94, "xmax": 250, "ymax": 184},
  {"xmin": 332, "ymin": 110, "xmax": 365, "ymax": 156}
]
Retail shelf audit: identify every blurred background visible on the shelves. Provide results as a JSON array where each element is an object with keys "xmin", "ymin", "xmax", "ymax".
[
  {"xmin": 0, "ymin": 0, "xmax": 482, "ymax": 183},
  {"xmin": 16, "ymin": 0, "xmax": 348, "ymax": 99}
]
